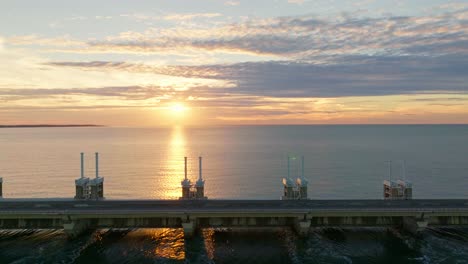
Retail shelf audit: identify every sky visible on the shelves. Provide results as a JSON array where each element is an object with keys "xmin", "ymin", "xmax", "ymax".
[{"xmin": 0, "ymin": 0, "xmax": 467, "ymax": 126}]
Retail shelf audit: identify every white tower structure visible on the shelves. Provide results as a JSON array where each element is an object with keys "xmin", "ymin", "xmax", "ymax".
[
  {"xmin": 383, "ymin": 160, "xmax": 412, "ymax": 200},
  {"xmin": 195, "ymin": 156, "xmax": 205, "ymax": 199},
  {"xmin": 296, "ymin": 156, "xmax": 309, "ymax": 199},
  {"xmin": 181, "ymin": 156, "xmax": 192, "ymax": 199},
  {"xmin": 89, "ymin": 152, "xmax": 104, "ymax": 199},
  {"xmin": 282, "ymin": 155, "xmax": 309, "ymax": 200},
  {"xmin": 75, "ymin": 152, "xmax": 89, "ymax": 199},
  {"xmin": 399, "ymin": 160, "xmax": 412, "ymax": 199},
  {"xmin": 282, "ymin": 155, "xmax": 297, "ymax": 200},
  {"xmin": 180, "ymin": 156, "xmax": 208, "ymax": 200}
]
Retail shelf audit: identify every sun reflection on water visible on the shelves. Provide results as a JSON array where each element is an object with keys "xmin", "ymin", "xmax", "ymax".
[
  {"xmin": 148, "ymin": 228, "xmax": 186, "ymax": 260},
  {"xmin": 161, "ymin": 126, "xmax": 186, "ymax": 199},
  {"xmin": 202, "ymin": 228, "xmax": 216, "ymax": 260}
]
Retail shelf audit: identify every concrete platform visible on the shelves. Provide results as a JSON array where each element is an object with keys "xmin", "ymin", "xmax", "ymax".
[{"xmin": 0, "ymin": 199, "xmax": 467, "ymax": 237}]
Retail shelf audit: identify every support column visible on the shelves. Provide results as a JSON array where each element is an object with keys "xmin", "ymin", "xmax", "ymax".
[
  {"xmin": 293, "ymin": 217, "xmax": 311, "ymax": 237},
  {"xmin": 63, "ymin": 218, "xmax": 91, "ymax": 238},
  {"xmin": 181, "ymin": 216, "xmax": 197, "ymax": 238},
  {"xmin": 403, "ymin": 214, "xmax": 429, "ymax": 234}
]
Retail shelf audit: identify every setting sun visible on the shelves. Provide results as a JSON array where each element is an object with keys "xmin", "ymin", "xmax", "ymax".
[
  {"xmin": 169, "ymin": 103, "xmax": 187, "ymax": 114},
  {"xmin": 159, "ymin": 103, "xmax": 194, "ymax": 126}
]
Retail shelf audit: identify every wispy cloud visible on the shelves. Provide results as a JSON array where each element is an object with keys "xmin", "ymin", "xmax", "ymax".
[
  {"xmin": 45, "ymin": 53, "xmax": 468, "ymax": 98},
  {"xmin": 7, "ymin": 35, "xmax": 84, "ymax": 47},
  {"xmin": 73, "ymin": 9, "xmax": 468, "ymax": 58},
  {"xmin": 119, "ymin": 12, "xmax": 223, "ymax": 23},
  {"xmin": 408, "ymin": 97, "xmax": 468, "ymax": 102},
  {"xmin": 288, "ymin": 0, "xmax": 305, "ymax": 4},
  {"xmin": 163, "ymin": 13, "xmax": 222, "ymax": 21},
  {"xmin": 6, "ymin": 8, "xmax": 468, "ymax": 63},
  {"xmin": 224, "ymin": 1, "xmax": 240, "ymax": 6},
  {"xmin": 8, "ymin": 8, "xmax": 467, "ymax": 59},
  {"xmin": 0, "ymin": 36, "xmax": 4, "ymax": 51}
]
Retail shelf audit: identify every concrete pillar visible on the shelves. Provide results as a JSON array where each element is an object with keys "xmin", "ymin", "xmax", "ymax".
[
  {"xmin": 99, "ymin": 181, "xmax": 104, "ymax": 198},
  {"xmin": 18, "ymin": 219, "xmax": 26, "ymax": 228},
  {"xmin": 181, "ymin": 157, "xmax": 192, "ymax": 200},
  {"xmin": 195, "ymin": 156, "xmax": 206, "ymax": 199},
  {"xmin": 75, "ymin": 179, "xmax": 89, "ymax": 199},
  {"xmin": 182, "ymin": 220, "xmax": 196, "ymax": 238},
  {"xmin": 63, "ymin": 219, "xmax": 91, "ymax": 238},
  {"xmin": 293, "ymin": 217, "xmax": 311, "ymax": 237},
  {"xmin": 89, "ymin": 183, "xmax": 98, "ymax": 199},
  {"xmin": 89, "ymin": 178, "xmax": 104, "ymax": 200},
  {"xmin": 183, "ymin": 187, "xmax": 189, "ymax": 199},
  {"xmin": 75, "ymin": 153, "xmax": 89, "ymax": 200},
  {"xmin": 299, "ymin": 186, "xmax": 307, "ymax": 199},
  {"xmin": 88, "ymin": 152, "xmax": 105, "ymax": 200},
  {"xmin": 196, "ymin": 186, "xmax": 204, "ymax": 199},
  {"xmin": 403, "ymin": 215, "xmax": 429, "ymax": 234}
]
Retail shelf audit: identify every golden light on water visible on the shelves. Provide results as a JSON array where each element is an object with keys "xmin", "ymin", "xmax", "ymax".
[
  {"xmin": 118, "ymin": 229, "xmax": 185, "ymax": 260},
  {"xmin": 202, "ymin": 228, "xmax": 216, "ymax": 260},
  {"xmin": 149, "ymin": 229, "xmax": 186, "ymax": 260},
  {"xmin": 170, "ymin": 126, "xmax": 186, "ymax": 147},
  {"xmin": 161, "ymin": 126, "xmax": 186, "ymax": 199}
]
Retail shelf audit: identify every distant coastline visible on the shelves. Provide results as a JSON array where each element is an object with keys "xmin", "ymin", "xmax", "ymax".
[{"xmin": 0, "ymin": 124, "xmax": 102, "ymax": 128}]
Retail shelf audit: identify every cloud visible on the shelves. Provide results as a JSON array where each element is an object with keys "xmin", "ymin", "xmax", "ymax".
[
  {"xmin": 0, "ymin": 86, "xmax": 167, "ymax": 101},
  {"xmin": 4, "ymin": 8, "xmax": 468, "ymax": 116},
  {"xmin": 95, "ymin": 15, "xmax": 112, "ymax": 20},
  {"xmin": 224, "ymin": 1, "xmax": 240, "ymax": 6},
  {"xmin": 437, "ymin": 3, "xmax": 468, "ymax": 11},
  {"xmin": 118, "ymin": 12, "xmax": 222, "ymax": 23},
  {"xmin": 288, "ymin": 0, "xmax": 305, "ymax": 4},
  {"xmin": 408, "ymin": 97, "xmax": 468, "ymax": 102},
  {"xmin": 45, "ymin": 61, "xmax": 224, "ymax": 79},
  {"xmin": 7, "ymin": 35, "xmax": 84, "ymax": 47},
  {"xmin": 223, "ymin": 57, "xmax": 468, "ymax": 98},
  {"xmin": 45, "ymin": 53, "xmax": 468, "ymax": 98},
  {"xmin": 67, "ymin": 16, "xmax": 88, "ymax": 21},
  {"xmin": 2, "ymin": 5, "xmax": 468, "ymax": 124},
  {"xmin": 0, "ymin": 85, "xmax": 329, "ymax": 119},
  {"xmin": 72, "ymin": 8, "xmax": 468, "ymax": 58},
  {"xmin": 8, "ymin": 8, "xmax": 468, "ymax": 61},
  {"xmin": 163, "ymin": 13, "xmax": 222, "ymax": 21},
  {"xmin": 353, "ymin": 0, "xmax": 375, "ymax": 8}
]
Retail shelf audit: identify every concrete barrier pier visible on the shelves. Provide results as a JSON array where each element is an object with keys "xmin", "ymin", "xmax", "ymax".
[{"xmin": 0, "ymin": 199, "xmax": 467, "ymax": 238}]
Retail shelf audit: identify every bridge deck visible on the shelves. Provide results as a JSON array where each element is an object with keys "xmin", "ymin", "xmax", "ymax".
[{"xmin": 0, "ymin": 199, "xmax": 467, "ymax": 217}]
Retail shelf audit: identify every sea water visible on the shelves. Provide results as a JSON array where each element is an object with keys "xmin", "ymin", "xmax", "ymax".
[{"xmin": 0, "ymin": 125, "xmax": 467, "ymax": 263}]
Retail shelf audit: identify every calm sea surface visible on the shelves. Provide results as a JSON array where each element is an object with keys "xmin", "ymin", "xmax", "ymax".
[{"xmin": 0, "ymin": 125, "xmax": 467, "ymax": 263}]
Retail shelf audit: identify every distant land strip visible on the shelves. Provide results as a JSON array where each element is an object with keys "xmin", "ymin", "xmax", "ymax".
[{"xmin": 0, "ymin": 124, "xmax": 102, "ymax": 128}]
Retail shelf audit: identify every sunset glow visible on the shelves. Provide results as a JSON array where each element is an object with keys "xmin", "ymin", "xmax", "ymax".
[
  {"xmin": 169, "ymin": 103, "xmax": 187, "ymax": 114},
  {"xmin": 0, "ymin": 1, "xmax": 467, "ymax": 126}
]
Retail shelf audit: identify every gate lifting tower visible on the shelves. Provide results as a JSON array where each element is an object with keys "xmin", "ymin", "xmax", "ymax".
[
  {"xmin": 282, "ymin": 155, "xmax": 309, "ymax": 200},
  {"xmin": 383, "ymin": 160, "xmax": 412, "ymax": 200},
  {"xmin": 75, "ymin": 152, "xmax": 104, "ymax": 200},
  {"xmin": 180, "ymin": 156, "xmax": 207, "ymax": 200}
]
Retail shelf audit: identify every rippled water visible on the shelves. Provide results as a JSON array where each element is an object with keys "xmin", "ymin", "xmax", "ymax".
[
  {"xmin": 1, "ymin": 125, "xmax": 468, "ymax": 263},
  {"xmin": 1, "ymin": 228, "xmax": 468, "ymax": 263},
  {"xmin": 1, "ymin": 125, "xmax": 467, "ymax": 199}
]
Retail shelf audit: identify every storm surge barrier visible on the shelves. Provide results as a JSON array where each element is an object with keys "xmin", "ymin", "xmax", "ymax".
[{"xmin": 0, "ymin": 199, "xmax": 467, "ymax": 238}]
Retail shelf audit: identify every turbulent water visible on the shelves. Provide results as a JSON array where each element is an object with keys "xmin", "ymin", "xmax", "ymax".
[
  {"xmin": 0, "ymin": 125, "xmax": 468, "ymax": 263},
  {"xmin": 1, "ymin": 228, "xmax": 468, "ymax": 263}
]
